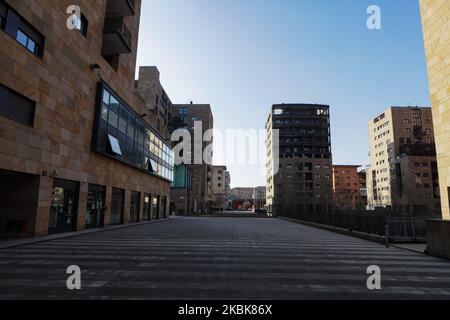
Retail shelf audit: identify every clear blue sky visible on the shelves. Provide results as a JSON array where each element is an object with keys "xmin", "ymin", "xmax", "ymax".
[{"xmin": 136, "ymin": 0, "xmax": 430, "ymax": 188}]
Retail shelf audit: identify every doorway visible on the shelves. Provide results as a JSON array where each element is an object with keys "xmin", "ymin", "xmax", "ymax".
[
  {"xmin": 143, "ymin": 193, "xmax": 151, "ymax": 221},
  {"xmin": 0, "ymin": 170, "xmax": 39, "ymax": 238},
  {"xmin": 110, "ymin": 187, "xmax": 124, "ymax": 225},
  {"xmin": 130, "ymin": 191, "xmax": 140, "ymax": 223},
  {"xmin": 152, "ymin": 195, "xmax": 160, "ymax": 219},
  {"xmin": 48, "ymin": 179, "xmax": 79, "ymax": 234},
  {"xmin": 85, "ymin": 184, "xmax": 106, "ymax": 229}
]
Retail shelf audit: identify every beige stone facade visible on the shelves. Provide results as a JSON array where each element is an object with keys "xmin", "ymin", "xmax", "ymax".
[
  {"xmin": 134, "ymin": 66, "xmax": 173, "ymax": 141},
  {"xmin": 367, "ymin": 107, "xmax": 440, "ymax": 216},
  {"xmin": 0, "ymin": 0, "xmax": 172, "ymax": 237},
  {"xmin": 420, "ymin": 0, "xmax": 450, "ymax": 219}
]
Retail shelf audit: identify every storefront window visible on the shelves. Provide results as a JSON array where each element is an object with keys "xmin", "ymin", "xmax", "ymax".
[{"xmin": 85, "ymin": 184, "xmax": 106, "ymax": 229}]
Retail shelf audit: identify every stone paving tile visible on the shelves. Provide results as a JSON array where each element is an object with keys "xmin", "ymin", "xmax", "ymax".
[{"xmin": 0, "ymin": 216, "xmax": 450, "ymax": 300}]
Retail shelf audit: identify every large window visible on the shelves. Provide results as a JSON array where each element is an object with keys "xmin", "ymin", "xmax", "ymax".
[
  {"xmin": 0, "ymin": 84, "xmax": 35, "ymax": 126},
  {"xmin": 77, "ymin": 13, "xmax": 88, "ymax": 37},
  {"xmin": 1, "ymin": 1, "xmax": 44, "ymax": 57},
  {"xmin": 94, "ymin": 82, "xmax": 174, "ymax": 182}
]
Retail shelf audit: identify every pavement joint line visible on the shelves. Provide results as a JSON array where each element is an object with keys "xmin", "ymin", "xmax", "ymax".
[
  {"xmin": 1, "ymin": 216, "xmax": 450, "ymax": 299},
  {"xmin": 0, "ymin": 217, "xmax": 173, "ymax": 250}
]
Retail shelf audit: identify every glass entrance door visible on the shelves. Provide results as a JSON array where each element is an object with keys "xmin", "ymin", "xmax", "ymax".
[
  {"xmin": 85, "ymin": 184, "xmax": 106, "ymax": 229},
  {"xmin": 143, "ymin": 193, "xmax": 151, "ymax": 221},
  {"xmin": 152, "ymin": 195, "xmax": 160, "ymax": 219},
  {"xmin": 49, "ymin": 179, "xmax": 79, "ymax": 234}
]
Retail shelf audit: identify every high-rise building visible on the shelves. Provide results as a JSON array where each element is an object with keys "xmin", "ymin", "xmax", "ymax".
[
  {"xmin": 171, "ymin": 103, "xmax": 214, "ymax": 214},
  {"xmin": 265, "ymin": 104, "xmax": 333, "ymax": 216},
  {"xmin": 134, "ymin": 66, "xmax": 173, "ymax": 141},
  {"xmin": 0, "ymin": 0, "xmax": 174, "ymax": 238},
  {"xmin": 332, "ymin": 165, "xmax": 367, "ymax": 211},
  {"xmin": 420, "ymin": 0, "xmax": 450, "ymax": 220},
  {"xmin": 367, "ymin": 107, "xmax": 440, "ymax": 216},
  {"xmin": 212, "ymin": 165, "xmax": 228, "ymax": 210}
]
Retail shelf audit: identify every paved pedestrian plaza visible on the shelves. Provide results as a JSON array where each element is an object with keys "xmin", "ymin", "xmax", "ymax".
[{"xmin": 1, "ymin": 217, "xmax": 450, "ymax": 299}]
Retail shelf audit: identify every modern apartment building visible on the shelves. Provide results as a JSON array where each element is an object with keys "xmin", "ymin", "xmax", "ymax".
[
  {"xmin": 266, "ymin": 104, "xmax": 333, "ymax": 216},
  {"xmin": 367, "ymin": 107, "xmax": 440, "ymax": 215},
  {"xmin": 134, "ymin": 66, "xmax": 173, "ymax": 141},
  {"xmin": 171, "ymin": 103, "xmax": 214, "ymax": 214},
  {"xmin": 420, "ymin": 0, "xmax": 450, "ymax": 220},
  {"xmin": 0, "ymin": 0, "xmax": 174, "ymax": 238},
  {"xmin": 332, "ymin": 165, "xmax": 367, "ymax": 211},
  {"xmin": 212, "ymin": 165, "xmax": 228, "ymax": 210}
]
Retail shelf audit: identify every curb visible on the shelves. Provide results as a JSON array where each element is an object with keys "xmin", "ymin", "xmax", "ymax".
[{"xmin": 0, "ymin": 217, "xmax": 173, "ymax": 250}]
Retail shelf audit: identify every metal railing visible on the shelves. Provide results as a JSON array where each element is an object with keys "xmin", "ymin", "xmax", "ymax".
[
  {"xmin": 281, "ymin": 210, "xmax": 436, "ymax": 243},
  {"xmin": 103, "ymin": 17, "xmax": 132, "ymax": 50}
]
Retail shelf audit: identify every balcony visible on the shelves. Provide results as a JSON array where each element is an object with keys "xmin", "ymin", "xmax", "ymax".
[
  {"xmin": 102, "ymin": 17, "xmax": 132, "ymax": 56},
  {"xmin": 105, "ymin": 0, "xmax": 135, "ymax": 17}
]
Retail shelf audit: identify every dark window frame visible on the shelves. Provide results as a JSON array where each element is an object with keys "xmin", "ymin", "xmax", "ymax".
[
  {"xmin": 78, "ymin": 13, "xmax": 88, "ymax": 37},
  {"xmin": 0, "ymin": 1, "xmax": 45, "ymax": 58},
  {"xmin": 92, "ymin": 81, "xmax": 174, "ymax": 182},
  {"xmin": 0, "ymin": 84, "xmax": 36, "ymax": 126},
  {"xmin": 0, "ymin": 1, "xmax": 6, "ymax": 29}
]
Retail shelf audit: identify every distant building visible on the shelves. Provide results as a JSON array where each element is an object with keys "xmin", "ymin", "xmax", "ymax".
[
  {"xmin": 212, "ymin": 165, "xmax": 228, "ymax": 210},
  {"xmin": 230, "ymin": 187, "xmax": 254, "ymax": 200},
  {"xmin": 253, "ymin": 186, "xmax": 266, "ymax": 209},
  {"xmin": 367, "ymin": 107, "xmax": 440, "ymax": 216},
  {"xmin": 266, "ymin": 104, "xmax": 333, "ymax": 216},
  {"xmin": 358, "ymin": 169, "xmax": 368, "ymax": 209},
  {"xmin": 253, "ymin": 186, "xmax": 266, "ymax": 200},
  {"xmin": 332, "ymin": 165, "xmax": 367, "ymax": 210},
  {"xmin": 134, "ymin": 66, "xmax": 173, "ymax": 141},
  {"xmin": 171, "ymin": 103, "xmax": 214, "ymax": 214}
]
